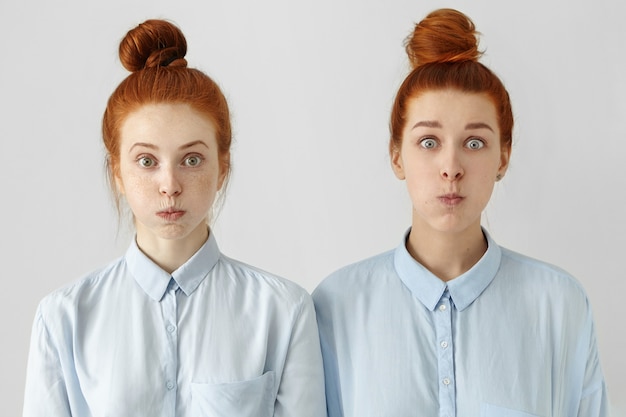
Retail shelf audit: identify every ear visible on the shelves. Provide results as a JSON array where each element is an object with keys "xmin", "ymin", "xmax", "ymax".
[
  {"xmin": 106, "ymin": 156, "xmax": 125, "ymax": 195},
  {"xmin": 390, "ymin": 143, "xmax": 406, "ymax": 180},
  {"xmin": 217, "ymin": 152, "xmax": 230, "ymax": 191},
  {"xmin": 497, "ymin": 142, "xmax": 511, "ymax": 180},
  {"xmin": 114, "ymin": 170, "xmax": 125, "ymax": 195}
]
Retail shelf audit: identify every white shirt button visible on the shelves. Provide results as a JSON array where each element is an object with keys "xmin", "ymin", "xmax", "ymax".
[
  {"xmin": 167, "ymin": 324, "xmax": 176, "ymax": 333},
  {"xmin": 440, "ymin": 341, "xmax": 448, "ymax": 349},
  {"xmin": 442, "ymin": 377, "xmax": 451, "ymax": 386},
  {"xmin": 439, "ymin": 304, "xmax": 447, "ymax": 311},
  {"xmin": 166, "ymin": 381, "xmax": 175, "ymax": 390}
]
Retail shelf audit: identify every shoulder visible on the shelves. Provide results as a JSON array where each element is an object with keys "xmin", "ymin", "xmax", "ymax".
[
  {"xmin": 497, "ymin": 246, "xmax": 590, "ymax": 303},
  {"xmin": 500, "ymin": 247, "xmax": 583, "ymax": 286},
  {"xmin": 37, "ymin": 257, "xmax": 126, "ymax": 317},
  {"xmin": 215, "ymin": 254, "xmax": 311, "ymax": 307},
  {"xmin": 313, "ymin": 249, "xmax": 395, "ymax": 301},
  {"xmin": 495, "ymin": 246, "xmax": 601, "ymax": 343}
]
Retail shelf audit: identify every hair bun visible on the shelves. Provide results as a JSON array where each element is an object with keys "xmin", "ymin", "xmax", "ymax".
[
  {"xmin": 405, "ymin": 8, "xmax": 482, "ymax": 68},
  {"xmin": 119, "ymin": 19, "xmax": 188, "ymax": 72}
]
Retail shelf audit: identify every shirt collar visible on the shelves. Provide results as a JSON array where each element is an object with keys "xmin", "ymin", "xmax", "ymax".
[
  {"xmin": 125, "ymin": 231, "xmax": 221, "ymax": 301},
  {"xmin": 394, "ymin": 228, "xmax": 501, "ymax": 311}
]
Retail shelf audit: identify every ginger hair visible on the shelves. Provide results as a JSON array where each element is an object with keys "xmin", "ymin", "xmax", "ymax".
[
  {"xmin": 102, "ymin": 19, "xmax": 232, "ymax": 212},
  {"xmin": 390, "ymin": 9, "xmax": 513, "ymax": 153}
]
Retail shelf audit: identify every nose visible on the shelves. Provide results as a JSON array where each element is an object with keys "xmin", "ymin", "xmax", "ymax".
[
  {"xmin": 440, "ymin": 148, "xmax": 464, "ymax": 181},
  {"xmin": 159, "ymin": 167, "xmax": 182, "ymax": 197}
]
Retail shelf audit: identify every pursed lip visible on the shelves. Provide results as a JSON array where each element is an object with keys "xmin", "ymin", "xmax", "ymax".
[
  {"xmin": 156, "ymin": 207, "xmax": 186, "ymax": 221},
  {"xmin": 438, "ymin": 193, "xmax": 464, "ymax": 206}
]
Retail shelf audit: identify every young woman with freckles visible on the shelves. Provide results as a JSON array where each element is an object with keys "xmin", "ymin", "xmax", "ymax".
[
  {"xmin": 313, "ymin": 8, "xmax": 609, "ymax": 417},
  {"xmin": 23, "ymin": 19, "xmax": 326, "ymax": 417}
]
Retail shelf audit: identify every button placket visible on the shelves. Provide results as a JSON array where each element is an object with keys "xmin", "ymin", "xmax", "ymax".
[
  {"xmin": 434, "ymin": 291, "xmax": 456, "ymax": 417},
  {"xmin": 161, "ymin": 279, "xmax": 179, "ymax": 414}
]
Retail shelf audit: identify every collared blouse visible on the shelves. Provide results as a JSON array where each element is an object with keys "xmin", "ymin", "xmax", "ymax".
[
  {"xmin": 313, "ymin": 230, "xmax": 608, "ymax": 417},
  {"xmin": 24, "ymin": 232, "xmax": 327, "ymax": 417}
]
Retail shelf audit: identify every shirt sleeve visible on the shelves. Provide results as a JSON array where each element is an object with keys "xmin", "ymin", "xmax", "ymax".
[
  {"xmin": 578, "ymin": 383, "xmax": 609, "ymax": 417},
  {"xmin": 274, "ymin": 294, "xmax": 327, "ymax": 417},
  {"xmin": 577, "ymin": 311, "xmax": 610, "ymax": 417},
  {"xmin": 312, "ymin": 289, "xmax": 344, "ymax": 417},
  {"xmin": 23, "ymin": 303, "xmax": 72, "ymax": 417}
]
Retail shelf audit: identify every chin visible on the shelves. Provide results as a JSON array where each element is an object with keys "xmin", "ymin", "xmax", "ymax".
[
  {"xmin": 156, "ymin": 224, "xmax": 192, "ymax": 240},
  {"xmin": 419, "ymin": 214, "xmax": 479, "ymax": 235},
  {"xmin": 436, "ymin": 218, "xmax": 482, "ymax": 235}
]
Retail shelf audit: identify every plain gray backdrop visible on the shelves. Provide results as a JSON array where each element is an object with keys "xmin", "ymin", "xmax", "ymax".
[{"xmin": 1, "ymin": 0, "xmax": 624, "ymax": 415}]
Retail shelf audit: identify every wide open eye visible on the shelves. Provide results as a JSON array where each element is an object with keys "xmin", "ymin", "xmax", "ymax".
[
  {"xmin": 466, "ymin": 138, "xmax": 485, "ymax": 150},
  {"xmin": 419, "ymin": 138, "xmax": 437, "ymax": 149},
  {"xmin": 183, "ymin": 155, "xmax": 203, "ymax": 167},
  {"xmin": 138, "ymin": 156, "xmax": 156, "ymax": 167}
]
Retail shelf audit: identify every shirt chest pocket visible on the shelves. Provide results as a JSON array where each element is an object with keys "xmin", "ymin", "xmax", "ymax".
[
  {"xmin": 481, "ymin": 403, "xmax": 542, "ymax": 417},
  {"xmin": 191, "ymin": 371, "xmax": 276, "ymax": 417}
]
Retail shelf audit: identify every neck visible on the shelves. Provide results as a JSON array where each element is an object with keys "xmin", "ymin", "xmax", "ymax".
[
  {"xmin": 406, "ymin": 221, "xmax": 487, "ymax": 282},
  {"xmin": 135, "ymin": 225, "xmax": 209, "ymax": 274}
]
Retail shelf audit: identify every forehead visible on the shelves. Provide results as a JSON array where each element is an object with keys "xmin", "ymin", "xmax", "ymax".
[
  {"xmin": 405, "ymin": 89, "xmax": 498, "ymax": 127},
  {"xmin": 119, "ymin": 103, "xmax": 217, "ymax": 149}
]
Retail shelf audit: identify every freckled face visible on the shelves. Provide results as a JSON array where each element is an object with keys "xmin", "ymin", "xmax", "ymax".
[
  {"xmin": 116, "ymin": 103, "xmax": 226, "ymax": 244},
  {"xmin": 391, "ymin": 90, "xmax": 510, "ymax": 236}
]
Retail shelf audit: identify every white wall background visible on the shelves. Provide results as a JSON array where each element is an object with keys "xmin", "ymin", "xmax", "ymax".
[{"xmin": 1, "ymin": 0, "xmax": 624, "ymax": 415}]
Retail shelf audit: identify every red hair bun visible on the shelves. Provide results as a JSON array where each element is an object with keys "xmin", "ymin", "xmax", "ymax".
[
  {"xmin": 119, "ymin": 19, "xmax": 188, "ymax": 72},
  {"xmin": 405, "ymin": 8, "xmax": 482, "ymax": 68}
]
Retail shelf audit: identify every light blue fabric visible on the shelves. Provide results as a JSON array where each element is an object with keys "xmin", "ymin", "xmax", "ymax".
[
  {"xmin": 313, "ymin": 229, "xmax": 608, "ymax": 417},
  {"xmin": 24, "ymin": 232, "xmax": 327, "ymax": 417}
]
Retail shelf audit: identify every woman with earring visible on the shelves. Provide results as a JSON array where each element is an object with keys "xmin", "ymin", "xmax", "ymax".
[
  {"xmin": 313, "ymin": 8, "xmax": 608, "ymax": 417},
  {"xmin": 23, "ymin": 19, "xmax": 326, "ymax": 417}
]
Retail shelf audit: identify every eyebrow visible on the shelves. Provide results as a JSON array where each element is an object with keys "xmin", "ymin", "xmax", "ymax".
[
  {"xmin": 411, "ymin": 120, "xmax": 442, "ymax": 129},
  {"xmin": 465, "ymin": 122, "xmax": 494, "ymax": 132},
  {"xmin": 411, "ymin": 120, "xmax": 494, "ymax": 132},
  {"xmin": 129, "ymin": 140, "xmax": 210, "ymax": 153}
]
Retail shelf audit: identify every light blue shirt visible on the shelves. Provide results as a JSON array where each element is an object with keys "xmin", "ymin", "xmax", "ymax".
[
  {"xmin": 24, "ymin": 232, "xmax": 326, "ymax": 417},
  {"xmin": 313, "ymin": 230, "xmax": 608, "ymax": 417}
]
